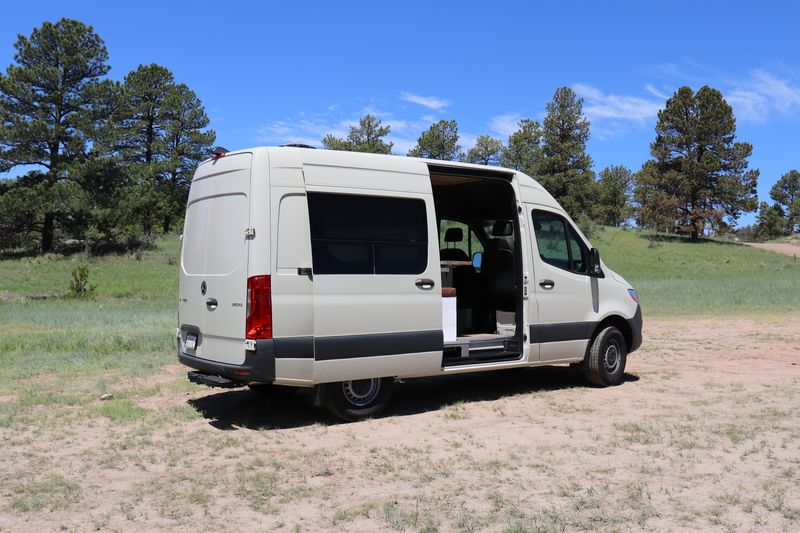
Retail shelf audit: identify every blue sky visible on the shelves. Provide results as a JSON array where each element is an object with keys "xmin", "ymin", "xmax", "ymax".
[{"xmin": 3, "ymin": 1, "xmax": 799, "ymax": 226}]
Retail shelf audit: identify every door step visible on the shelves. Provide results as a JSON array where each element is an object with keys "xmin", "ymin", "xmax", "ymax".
[{"xmin": 187, "ymin": 371, "xmax": 245, "ymax": 388}]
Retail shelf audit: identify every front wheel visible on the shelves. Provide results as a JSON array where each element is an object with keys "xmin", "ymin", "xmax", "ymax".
[
  {"xmin": 582, "ymin": 326, "xmax": 627, "ymax": 386},
  {"xmin": 324, "ymin": 377, "xmax": 394, "ymax": 421}
]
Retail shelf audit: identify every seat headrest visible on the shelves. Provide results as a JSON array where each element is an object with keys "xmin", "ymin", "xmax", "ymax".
[
  {"xmin": 444, "ymin": 227, "xmax": 464, "ymax": 243},
  {"xmin": 492, "ymin": 221, "xmax": 513, "ymax": 236}
]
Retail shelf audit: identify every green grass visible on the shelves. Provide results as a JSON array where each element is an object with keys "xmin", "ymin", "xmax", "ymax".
[
  {"xmin": 0, "ymin": 238, "xmax": 178, "ymax": 425},
  {"xmin": 0, "ymin": 237, "xmax": 179, "ymax": 301},
  {"xmin": 594, "ymin": 227, "xmax": 800, "ymax": 317}
]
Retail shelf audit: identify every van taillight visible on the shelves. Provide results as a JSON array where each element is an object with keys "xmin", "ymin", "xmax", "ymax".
[{"xmin": 246, "ymin": 275, "xmax": 272, "ymax": 339}]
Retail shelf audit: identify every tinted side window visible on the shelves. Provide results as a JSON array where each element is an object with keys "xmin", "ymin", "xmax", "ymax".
[
  {"xmin": 307, "ymin": 193, "xmax": 428, "ymax": 275},
  {"xmin": 568, "ymin": 227, "xmax": 587, "ymax": 273},
  {"xmin": 532, "ymin": 211, "xmax": 570, "ymax": 270},
  {"xmin": 532, "ymin": 210, "xmax": 588, "ymax": 274}
]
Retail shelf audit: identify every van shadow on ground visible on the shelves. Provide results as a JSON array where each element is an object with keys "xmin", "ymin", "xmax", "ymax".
[{"xmin": 187, "ymin": 366, "xmax": 639, "ymax": 431}]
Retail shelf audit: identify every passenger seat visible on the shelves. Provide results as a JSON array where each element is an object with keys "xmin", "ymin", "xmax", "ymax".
[{"xmin": 482, "ymin": 221, "xmax": 515, "ymax": 312}]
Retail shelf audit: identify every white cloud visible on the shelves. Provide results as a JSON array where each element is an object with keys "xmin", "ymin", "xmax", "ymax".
[
  {"xmin": 645, "ymin": 84, "xmax": 670, "ymax": 100},
  {"xmin": 643, "ymin": 64, "xmax": 800, "ymax": 123},
  {"xmin": 386, "ymin": 136, "xmax": 418, "ymax": 155},
  {"xmin": 459, "ymin": 133, "xmax": 479, "ymax": 152},
  {"xmin": 573, "ymin": 83, "xmax": 662, "ymax": 123},
  {"xmin": 489, "ymin": 113, "xmax": 521, "ymax": 138},
  {"xmin": 400, "ymin": 91, "xmax": 451, "ymax": 110},
  {"xmin": 726, "ymin": 69, "xmax": 800, "ymax": 122}
]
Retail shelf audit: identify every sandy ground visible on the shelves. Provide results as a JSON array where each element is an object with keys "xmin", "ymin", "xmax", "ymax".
[
  {"xmin": 745, "ymin": 242, "xmax": 800, "ymax": 258},
  {"xmin": 2, "ymin": 316, "xmax": 800, "ymax": 532}
]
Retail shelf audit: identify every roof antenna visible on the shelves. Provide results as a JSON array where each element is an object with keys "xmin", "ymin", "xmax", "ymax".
[{"xmin": 210, "ymin": 146, "xmax": 229, "ymax": 158}]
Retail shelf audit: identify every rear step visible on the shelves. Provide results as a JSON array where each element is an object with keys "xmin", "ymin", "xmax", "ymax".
[{"xmin": 187, "ymin": 371, "xmax": 246, "ymax": 388}]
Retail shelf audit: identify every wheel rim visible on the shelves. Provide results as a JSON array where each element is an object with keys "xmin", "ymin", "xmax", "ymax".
[
  {"xmin": 342, "ymin": 378, "xmax": 381, "ymax": 407},
  {"xmin": 603, "ymin": 341, "xmax": 621, "ymax": 374}
]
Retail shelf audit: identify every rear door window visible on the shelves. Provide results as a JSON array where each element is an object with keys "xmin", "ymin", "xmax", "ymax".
[{"xmin": 307, "ymin": 192, "xmax": 428, "ymax": 275}]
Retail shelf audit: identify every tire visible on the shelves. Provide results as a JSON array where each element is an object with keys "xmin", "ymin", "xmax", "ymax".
[
  {"xmin": 582, "ymin": 326, "xmax": 627, "ymax": 387},
  {"xmin": 324, "ymin": 377, "xmax": 394, "ymax": 422}
]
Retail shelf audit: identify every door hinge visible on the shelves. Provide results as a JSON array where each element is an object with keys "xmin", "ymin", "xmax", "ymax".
[
  {"xmin": 244, "ymin": 227, "xmax": 256, "ymax": 238},
  {"xmin": 244, "ymin": 339, "xmax": 256, "ymax": 351}
]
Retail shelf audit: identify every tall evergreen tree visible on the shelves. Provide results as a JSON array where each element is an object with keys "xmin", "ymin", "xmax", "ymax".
[
  {"xmin": 754, "ymin": 201, "xmax": 789, "ymax": 241},
  {"xmin": 500, "ymin": 118, "xmax": 542, "ymax": 174},
  {"xmin": 322, "ymin": 114, "xmax": 392, "ymax": 154},
  {"xmin": 770, "ymin": 169, "xmax": 800, "ymax": 234},
  {"xmin": 538, "ymin": 87, "xmax": 596, "ymax": 217},
  {"xmin": 407, "ymin": 120, "xmax": 461, "ymax": 160},
  {"xmin": 0, "ymin": 18, "xmax": 110, "ymax": 251},
  {"xmin": 634, "ymin": 86, "xmax": 758, "ymax": 239},
  {"xmin": 111, "ymin": 64, "xmax": 214, "ymax": 234},
  {"xmin": 465, "ymin": 135, "xmax": 503, "ymax": 166},
  {"xmin": 595, "ymin": 165, "xmax": 634, "ymax": 226}
]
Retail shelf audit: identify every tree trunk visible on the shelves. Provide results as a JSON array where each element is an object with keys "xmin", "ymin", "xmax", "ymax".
[
  {"xmin": 690, "ymin": 217, "xmax": 704, "ymax": 240},
  {"xmin": 162, "ymin": 214, "xmax": 171, "ymax": 234},
  {"xmin": 41, "ymin": 212, "xmax": 55, "ymax": 253}
]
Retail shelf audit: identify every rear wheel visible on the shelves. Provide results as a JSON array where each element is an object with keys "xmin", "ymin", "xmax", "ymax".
[
  {"xmin": 324, "ymin": 377, "xmax": 394, "ymax": 421},
  {"xmin": 582, "ymin": 326, "xmax": 627, "ymax": 386}
]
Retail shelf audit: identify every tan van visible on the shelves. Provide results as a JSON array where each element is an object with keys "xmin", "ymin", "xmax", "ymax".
[{"xmin": 178, "ymin": 146, "xmax": 642, "ymax": 420}]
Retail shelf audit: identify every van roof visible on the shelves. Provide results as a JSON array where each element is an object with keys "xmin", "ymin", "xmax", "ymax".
[{"xmin": 199, "ymin": 145, "xmax": 551, "ymax": 197}]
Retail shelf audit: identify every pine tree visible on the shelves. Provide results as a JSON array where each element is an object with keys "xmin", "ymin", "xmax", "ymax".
[
  {"xmin": 635, "ymin": 86, "xmax": 758, "ymax": 239},
  {"xmin": 0, "ymin": 18, "xmax": 110, "ymax": 251},
  {"xmin": 407, "ymin": 120, "xmax": 461, "ymax": 160},
  {"xmin": 500, "ymin": 118, "xmax": 542, "ymax": 174},
  {"xmin": 770, "ymin": 170, "xmax": 800, "ymax": 234},
  {"xmin": 465, "ymin": 135, "xmax": 504, "ymax": 165},
  {"xmin": 538, "ymin": 87, "xmax": 596, "ymax": 218},
  {"xmin": 595, "ymin": 165, "xmax": 634, "ymax": 226},
  {"xmin": 754, "ymin": 201, "xmax": 789, "ymax": 241},
  {"xmin": 322, "ymin": 114, "xmax": 392, "ymax": 154},
  {"xmin": 111, "ymin": 64, "xmax": 214, "ymax": 234}
]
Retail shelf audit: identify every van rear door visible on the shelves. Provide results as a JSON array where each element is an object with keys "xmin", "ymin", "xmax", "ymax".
[{"xmin": 179, "ymin": 153, "xmax": 252, "ymax": 365}]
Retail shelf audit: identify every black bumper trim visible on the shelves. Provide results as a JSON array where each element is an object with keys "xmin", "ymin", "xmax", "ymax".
[
  {"xmin": 626, "ymin": 305, "xmax": 643, "ymax": 352},
  {"xmin": 178, "ymin": 338, "xmax": 275, "ymax": 383}
]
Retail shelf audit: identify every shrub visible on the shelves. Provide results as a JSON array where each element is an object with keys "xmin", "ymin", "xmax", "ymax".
[{"xmin": 67, "ymin": 265, "xmax": 97, "ymax": 299}]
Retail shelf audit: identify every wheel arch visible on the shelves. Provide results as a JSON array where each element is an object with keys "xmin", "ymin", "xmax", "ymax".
[{"xmin": 588, "ymin": 314, "xmax": 633, "ymax": 353}]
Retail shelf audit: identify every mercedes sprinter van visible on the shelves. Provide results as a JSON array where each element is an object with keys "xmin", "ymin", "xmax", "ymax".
[{"xmin": 177, "ymin": 146, "xmax": 642, "ymax": 421}]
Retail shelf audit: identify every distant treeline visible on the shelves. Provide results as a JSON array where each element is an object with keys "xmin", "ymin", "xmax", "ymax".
[{"xmin": 1, "ymin": 19, "xmax": 798, "ymax": 256}]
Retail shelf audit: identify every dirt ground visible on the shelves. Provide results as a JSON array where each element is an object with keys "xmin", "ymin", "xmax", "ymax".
[
  {"xmin": 2, "ymin": 316, "xmax": 799, "ymax": 532},
  {"xmin": 745, "ymin": 242, "xmax": 800, "ymax": 258}
]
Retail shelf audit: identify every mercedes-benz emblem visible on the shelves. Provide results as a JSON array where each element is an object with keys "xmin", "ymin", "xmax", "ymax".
[{"xmin": 200, "ymin": 281, "xmax": 207, "ymax": 295}]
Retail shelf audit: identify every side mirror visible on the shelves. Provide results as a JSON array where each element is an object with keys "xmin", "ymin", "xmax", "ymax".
[
  {"xmin": 472, "ymin": 251, "xmax": 483, "ymax": 269},
  {"xmin": 589, "ymin": 248, "xmax": 603, "ymax": 277}
]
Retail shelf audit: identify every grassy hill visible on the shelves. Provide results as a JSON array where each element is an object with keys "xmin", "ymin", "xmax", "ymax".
[{"xmin": 594, "ymin": 227, "xmax": 800, "ymax": 317}]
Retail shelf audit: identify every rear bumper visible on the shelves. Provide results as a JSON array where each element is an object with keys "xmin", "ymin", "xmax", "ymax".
[
  {"xmin": 177, "ymin": 339, "xmax": 276, "ymax": 383},
  {"xmin": 626, "ymin": 305, "xmax": 643, "ymax": 353}
]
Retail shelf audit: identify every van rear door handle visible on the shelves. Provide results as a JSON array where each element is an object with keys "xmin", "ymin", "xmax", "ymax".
[
  {"xmin": 205, "ymin": 298, "xmax": 218, "ymax": 310},
  {"xmin": 297, "ymin": 267, "xmax": 313, "ymax": 280},
  {"xmin": 415, "ymin": 278, "xmax": 435, "ymax": 290},
  {"xmin": 539, "ymin": 279, "xmax": 555, "ymax": 289}
]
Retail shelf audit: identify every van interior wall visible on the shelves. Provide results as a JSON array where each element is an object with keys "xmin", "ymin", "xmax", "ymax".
[{"xmin": 431, "ymin": 174, "xmax": 519, "ymax": 337}]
